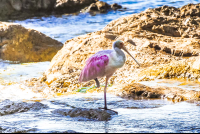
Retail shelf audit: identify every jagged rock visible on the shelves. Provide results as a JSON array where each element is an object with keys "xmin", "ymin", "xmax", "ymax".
[{"xmin": 0, "ymin": 22, "xmax": 63, "ymax": 62}]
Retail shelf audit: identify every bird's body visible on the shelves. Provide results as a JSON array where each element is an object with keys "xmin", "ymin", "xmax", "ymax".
[
  {"xmin": 79, "ymin": 40, "xmax": 140, "ymax": 110},
  {"xmin": 79, "ymin": 49, "xmax": 125, "ymax": 82}
]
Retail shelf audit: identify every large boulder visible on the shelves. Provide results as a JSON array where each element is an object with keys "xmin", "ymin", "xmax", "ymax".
[
  {"xmin": 0, "ymin": 22, "xmax": 63, "ymax": 62},
  {"xmin": 25, "ymin": 3, "xmax": 200, "ymax": 101}
]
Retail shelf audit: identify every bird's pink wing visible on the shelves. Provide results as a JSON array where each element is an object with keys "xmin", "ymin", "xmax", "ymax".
[{"xmin": 79, "ymin": 54, "xmax": 109, "ymax": 82}]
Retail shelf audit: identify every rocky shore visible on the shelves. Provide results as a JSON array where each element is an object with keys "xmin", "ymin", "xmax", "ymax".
[
  {"xmin": 0, "ymin": 0, "xmax": 123, "ymax": 20},
  {"xmin": 0, "ymin": 1, "xmax": 200, "ymax": 117},
  {"xmin": 0, "ymin": 2, "xmax": 200, "ymax": 131},
  {"xmin": 25, "ymin": 3, "xmax": 200, "ymax": 102}
]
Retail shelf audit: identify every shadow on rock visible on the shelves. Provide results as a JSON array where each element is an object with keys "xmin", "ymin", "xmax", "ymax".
[{"xmin": 51, "ymin": 108, "xmax": 118, "ymax": 121}]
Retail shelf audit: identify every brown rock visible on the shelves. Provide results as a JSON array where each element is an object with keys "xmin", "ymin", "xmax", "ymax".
[
  {"xmin": 87, "ymin": 3, "xmax": 98, "ymax": 12},
  {"xmin": 55, "ymin": 0, "xmax": 97, "ymax": 13},
  {"xmin": 111, "ymin": 3, "xmax": 122, "ymax": 10},
  {"xmin": 83, "ymin": 1, "xmax": 122, "ymax": 13},
  {"xmin": 95, "ymin": 1, "xmax": 110, "ymax": 13},
  {"xmin": 9, "ymin": 0, "xmax": 23, "ymax": 11},
  {"xmin": 111, "ymin": 82, "xmax": 200, "ymax": 102},
  {"xmin": 51, "ymin": 108, "xmax": 118, "ymax": 121},
  {"xmin": 0, "ymin": 22, "xmax": 63, "ymax": 62}
]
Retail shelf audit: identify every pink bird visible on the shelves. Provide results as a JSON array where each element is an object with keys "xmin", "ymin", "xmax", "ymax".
[{"xmin": 79, "ymin": 40, "xmax": 140, "ymax": 110}]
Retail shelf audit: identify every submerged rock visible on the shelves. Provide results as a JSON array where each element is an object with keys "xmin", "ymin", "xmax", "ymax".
[
  {"xmin": 51, "ymin": 108, "xmax": 118, "ymax": 121},
  {"xmin": 0, "ymin": 22, "xmax": 63, "ymax": 62},
  {"xmin": 0, "ymin": 99, "xmax": 48, "ymax": 116}
]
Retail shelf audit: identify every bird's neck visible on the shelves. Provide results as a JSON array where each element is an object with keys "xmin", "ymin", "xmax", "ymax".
[{"xmin": 114, "ymin": 47, "xmax": 126, "ymax": 59}]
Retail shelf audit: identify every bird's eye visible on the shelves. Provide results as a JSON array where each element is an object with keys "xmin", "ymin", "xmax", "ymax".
[{"xmin": 120, "ymin": 43, "xmax": 123, "ymax": 47}]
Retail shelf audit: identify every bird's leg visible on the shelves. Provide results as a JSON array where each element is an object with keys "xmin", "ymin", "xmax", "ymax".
[
  {"xmin": 104, "ymin": 76, "xmax": 109, "ymax": 110},
  {"xmin": 94, "ymin": 78, "xmax": 100, "ymax": 88}
]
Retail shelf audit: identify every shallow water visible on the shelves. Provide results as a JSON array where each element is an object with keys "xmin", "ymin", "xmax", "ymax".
[
  {"xmin": 1, "ymin": 0, "xmax": 200, "ymax": 133},
  {"xmin": 1, "ymin": 94, "xmax": 200, "ymax": 133}
]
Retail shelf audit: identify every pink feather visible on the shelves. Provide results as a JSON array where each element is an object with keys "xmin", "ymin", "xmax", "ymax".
[{"xmin": 79, "ymin": 54, "xmax": 109, "ymax": 82}]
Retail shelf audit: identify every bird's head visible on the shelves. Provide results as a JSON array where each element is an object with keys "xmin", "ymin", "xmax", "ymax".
[
  {"xmin": 113, "ymin": 40, "xmax": 140, "ymax": 66},
  {"xmin": 113, "ymin": 40, "xmax": 137, "ymax": 49}
]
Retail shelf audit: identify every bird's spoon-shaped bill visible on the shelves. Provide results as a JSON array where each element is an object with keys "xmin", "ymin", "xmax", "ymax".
[{"xmin": 122, "ymin": 46, "xmax": 140, "ymax": 66}]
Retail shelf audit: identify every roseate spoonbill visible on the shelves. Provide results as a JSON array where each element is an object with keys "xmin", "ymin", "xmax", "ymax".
[{"xmin": 79, "ymin": 40, "xmax": 140, "ymax": 110}]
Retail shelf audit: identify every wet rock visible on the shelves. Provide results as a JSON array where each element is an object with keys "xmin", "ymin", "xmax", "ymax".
[
  {"xmin": 111, "ymin": 82, "xmax": 200, "ymax": 102},
  {"xmin": 55, "ymin": 0, "xmax": 97, "ymax": 14},
  {"xmin": 83, "ymin": 1, "xmax": 122, "ymax": 13},
  {"xmin": 95, "ymin": 1, "xmax": 111, "ymax": 13},
  {"xmin": 87, "ymin": 3, "xmax": 98, "ymax": 12},
  {"xmin": 186, "ymin": 98, "xmax": 200, "ymax": 106},
  {"xmin": 0, "ymin": 22, "xmax": 63, "ymax": 62},
  {"xmin": 51, "ymin": 108, "xmax": 118, "ymax": 121},
  {"xmin": 111, "ymin": 3, "xmax": 122, "ymax": 10},
  {"xmin": 0, "ymin": 99, "xmax": 48, "ymax": 116},
  {"xmin": 117, "ymin": 83, "xmax": 163, "ymax": 99},
  {"xmin": 165, "ymin": 94, "xmax": 184, "ymax": 103},
  {"xmin": 1, "ymin": 127, "xmax": 37, "ymax": 133}
]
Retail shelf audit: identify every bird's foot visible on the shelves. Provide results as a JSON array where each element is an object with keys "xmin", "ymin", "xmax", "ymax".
[{"xmin": 98, "ymin": 107, "xmax": 111, "ymax": 111}]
